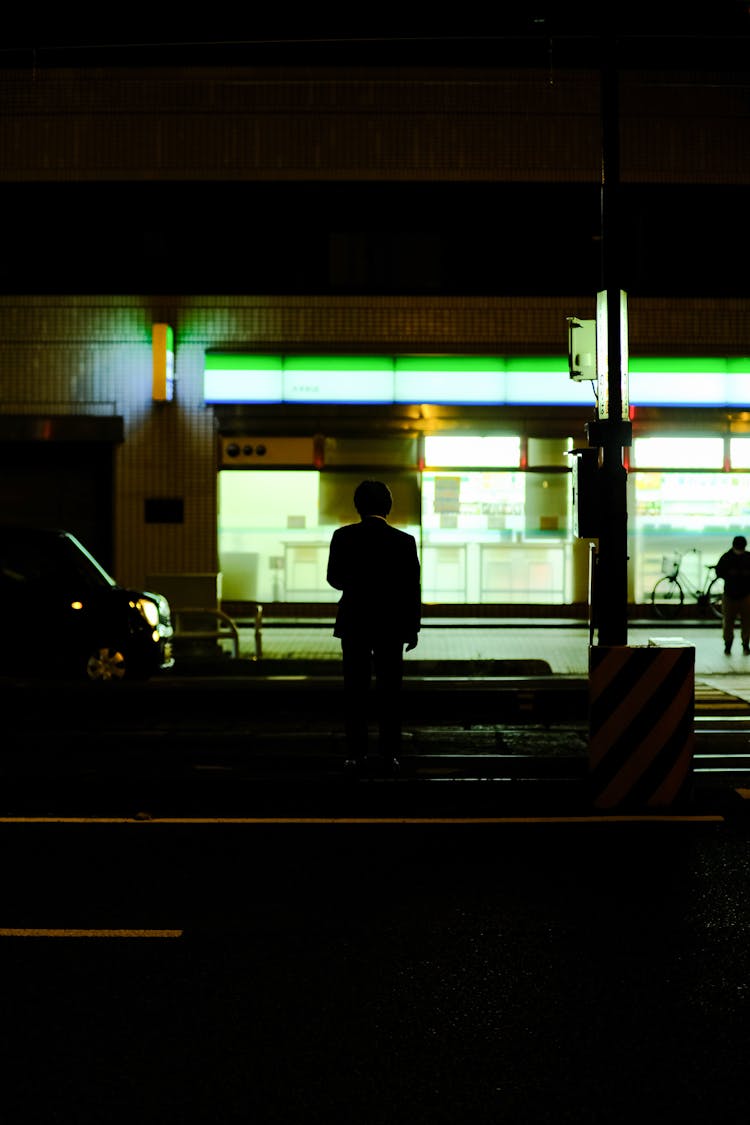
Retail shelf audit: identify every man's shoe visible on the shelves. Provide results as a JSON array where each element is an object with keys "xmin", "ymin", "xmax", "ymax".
[
  {"xmin": 725, "ymin": 647, "xmax": 732, "ymax": 655},
  {"xmin": 743, "ymin": 646, "xmax": 750, "ymax": 655},
  {"xmin": 343, "ymin": 758, "xmax": 363, "ymax": 775}
]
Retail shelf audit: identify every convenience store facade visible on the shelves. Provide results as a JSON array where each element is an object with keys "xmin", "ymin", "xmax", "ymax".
[
  {"xmin": 1, "ymin": 54, "xmax": 748, "ymax": 614},
  {"xmin": 1, "ymin": 292, "xmax": 748, "ymax": 614},
  {"xmin": 209, "ymin": 350, "xmax": 750, "ymax": 612}
]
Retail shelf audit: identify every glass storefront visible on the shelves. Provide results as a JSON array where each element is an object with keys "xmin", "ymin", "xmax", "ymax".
[
  {"xmin": 209, "ymin": 352, "xmax": 750, "ymax": 608},
  {"xmin": 218, "ymin": 469, "xmax": 420, "ymax": 603},
  {"xmin": 218, "ymin": 432, "xmax": 750, "ymax": 608},
  {"xmin": 630, "ymin": 437, "xmax": 750, "ymax": 602},
  {"xmin": 420, "ymin": 470, "xmax": 571, "ymax": 604},
  {"xmin": 218, "ymin": 435, "xmax": 573, "ymax": 605},
  {"xmin": 631, "ymin": 472, "xmax": 746, "ymax": 601}
]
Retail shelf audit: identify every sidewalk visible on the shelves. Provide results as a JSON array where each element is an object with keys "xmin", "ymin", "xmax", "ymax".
[{"xmin": 231, "ymin": 620, "xmax": 750, "ymax": 700}]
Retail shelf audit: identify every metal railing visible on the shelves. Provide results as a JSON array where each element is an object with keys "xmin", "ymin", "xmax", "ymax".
[{"xmin": 172, "ymin": 603, "xmax": 263, "ymax": 661}]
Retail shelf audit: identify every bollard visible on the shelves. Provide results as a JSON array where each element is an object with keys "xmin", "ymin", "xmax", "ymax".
[{"xmin": 589, "ymin": 644, "xmax": 695, "ymax": 810}]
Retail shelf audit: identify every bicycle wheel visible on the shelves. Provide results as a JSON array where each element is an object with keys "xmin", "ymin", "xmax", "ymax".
[
  {"xmin": 707, "ymin": 576, "xmax": 724, "ymax": 620},
  {"xmin": 651, "ymin": 576, "xmax": 684, "ymax": 619}
]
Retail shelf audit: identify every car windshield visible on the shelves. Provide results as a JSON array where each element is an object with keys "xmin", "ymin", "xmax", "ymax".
[
  {"xmin": 0, "ymin": 532, "xmax": 116, "ymax": 591},
  {"xmin": 60, "ymin": 534, "xmax": 117, "ymax": 588}
]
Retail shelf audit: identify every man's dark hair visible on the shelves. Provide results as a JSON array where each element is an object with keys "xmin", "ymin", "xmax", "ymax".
[
  {"xmin": 354, "ymin": 480, "xmax": 393, "ymax": 517},
  {"xmin": 733, "ymin": 535, "xmax": 747, "ymax": 550}
]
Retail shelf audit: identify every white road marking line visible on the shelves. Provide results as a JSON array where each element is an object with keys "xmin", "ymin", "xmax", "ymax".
[
  {"xmin": 0, "ymin": 815, "xmax": 724, "ymax": 825},
  {"xmin": 0, "ymin": 928, "xmax": 182, "ymax": 938}
]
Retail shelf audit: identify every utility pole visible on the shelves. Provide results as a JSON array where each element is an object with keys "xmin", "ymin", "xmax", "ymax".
[
  {"xmin": 586, "ymin": 38, "xmax": 695, "ymax": 813},
  {"xmin": 588, "ymin": 42, "xmax": 631, "ymax": 646}
]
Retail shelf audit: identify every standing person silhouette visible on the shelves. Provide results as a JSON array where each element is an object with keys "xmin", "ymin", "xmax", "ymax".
[
  {"xmin": 327, "ymin": 480, "xmax": 421, "ymax": 774},
  {"xmin": 715, "ymin": 534, "xmax": 750, "ymax": 654}
]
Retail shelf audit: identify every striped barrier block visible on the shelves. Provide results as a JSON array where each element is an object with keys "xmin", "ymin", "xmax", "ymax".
[{"xmin": 589, "ymin": 645, "xmax": 695, "ymax": 809}]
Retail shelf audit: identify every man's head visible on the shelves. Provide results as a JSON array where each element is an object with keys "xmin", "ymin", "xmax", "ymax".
[
  {"xmin": 733, "ymin": 535, "xmax": 748, "ymax": 553},
  {"xmin": 354, "ymin": 480, "xmax": 393, "ymax": 518}
]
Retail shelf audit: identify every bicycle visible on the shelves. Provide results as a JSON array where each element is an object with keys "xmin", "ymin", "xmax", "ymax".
[{"xmin": 650, "ymin": 549, "xmax": 723, "ymax": 620}]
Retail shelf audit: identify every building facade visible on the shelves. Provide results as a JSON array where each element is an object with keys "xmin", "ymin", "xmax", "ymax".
[{"xmin": 1, "ymin": 51, "xmax": 748, "ymax": 612}]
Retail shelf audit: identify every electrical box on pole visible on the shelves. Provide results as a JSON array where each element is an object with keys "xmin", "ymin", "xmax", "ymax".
[
  {"xmin": 569, "ymin": 447, "xmax": 601, "ymax": 538},
  {"xmin": 567, "ymin": 317, "xmax": 597, "ymax": 381}
]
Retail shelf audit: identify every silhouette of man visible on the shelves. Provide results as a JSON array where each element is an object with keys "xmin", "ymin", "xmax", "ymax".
[
  {"xmin": 715, "ymin": 534, "xmax": 750, "ymax": 654},
  {"xmin": 327, "ymin": 480, "xmax": 421, "ymax": 773}
]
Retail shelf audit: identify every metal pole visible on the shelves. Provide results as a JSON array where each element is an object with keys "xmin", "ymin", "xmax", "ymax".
[{"xmin": 595, "ymin": 43, "xmax": 629, "ymax": 647}]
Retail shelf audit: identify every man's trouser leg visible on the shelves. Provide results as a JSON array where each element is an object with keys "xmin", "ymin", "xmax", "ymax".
[
  {"xmin": 341, "ymin": 637, "xmax": 372, "ymax": 759},
  {"xmin": 724, "ymin": 595, "xmax": 740, "ymax": 650},
  {"xmin": 372, "ymin": 639, "xmax": 404, "ymax": 756},
  {"xmin": 739, "ymin": 596, "xmax": 750, "ymax": 649}
]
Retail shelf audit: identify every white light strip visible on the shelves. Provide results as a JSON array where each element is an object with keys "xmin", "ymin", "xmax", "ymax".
[
  {"xmin": 204, "ymin": 369, "xmax": 283, "ymax": 403},
  {"xmin": 284, "ymin": 370, "xmax": 394, "ymax": 403},
  {"xmin": 505, "ymin": 371, "xmax": 593, "ymax": 405},
  {"xmin": 394, "ymin": 371, "xmax": 505, "ymax": 404},
  {"xmin": 630, "ymin": 372, "xmax": 750, "ymax": 407},
  {"xmin": 204, "ymin": 361, "xmax": 750, "ymax": 408}
]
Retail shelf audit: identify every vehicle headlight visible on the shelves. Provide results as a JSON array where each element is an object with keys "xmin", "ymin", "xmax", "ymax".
[{"xmin": 134, "ymin": 597, "xmax": 160, "ymax": 627}]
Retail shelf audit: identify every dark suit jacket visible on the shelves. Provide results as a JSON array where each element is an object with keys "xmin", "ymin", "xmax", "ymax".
[{"xmin": 327, "ymin": 516, "xmax": 421, "ymax": 642}]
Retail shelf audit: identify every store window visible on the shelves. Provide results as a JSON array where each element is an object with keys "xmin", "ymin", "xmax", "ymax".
[
  {"xmin": 420, "ymin": 436, "xmax": 572, "ymax": 604},
  {"xmin": 424, "ymin": 435, "xmax": 521, "ymax": 468},
  {"xmin": 421, "ymin": 471, "xmax": 571, "ymax": 603},
  {"xmin": 632, "ymin": 437, "xmax": 724, "ymax": 469},
  {"xmin": 729, "ymin": 438, "xmax": 750, "ymax": 469},
  {"xmin": 218, "ymin": 469, "xmax": 419, "ymax": 604},
  {"xmin": 218, "ymin": 435, "xmax": 575, "ymax": 607},
  {"xmin": 631, "ymin": 470, "xmax": 750, "ymax": 602},
  {"xmin": 629, "ymin": 437, "xmax": 750, "ymax": 601}
]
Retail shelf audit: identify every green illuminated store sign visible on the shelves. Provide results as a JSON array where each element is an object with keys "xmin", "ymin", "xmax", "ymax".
[{"xmin": 203, "ymin": 354, "xmax": 750, "ymax": 408}]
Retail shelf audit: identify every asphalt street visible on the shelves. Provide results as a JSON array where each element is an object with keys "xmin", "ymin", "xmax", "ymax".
[
  {"xmin": 1, "ymin": 643, "xmax": 749, "ymax": 1124},
  {"xmin": 0, "ymin": 812, "xmax": 748, "ymax": 1124}
]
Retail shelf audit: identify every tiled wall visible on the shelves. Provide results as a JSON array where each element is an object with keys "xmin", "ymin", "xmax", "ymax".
[
  {"xmin": 2, "ymin": 65, "xmax": 748, "ymax": 185},
  {"xmin": 1, "ymin": 66, "xmax": 600, "ymax": 183}
]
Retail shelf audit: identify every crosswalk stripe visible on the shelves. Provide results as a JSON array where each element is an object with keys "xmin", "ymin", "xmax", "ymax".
[{"xmin": 695, "ymin": 683, "xmax": 750, "ymax": 712}]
